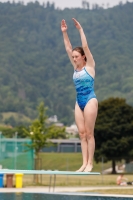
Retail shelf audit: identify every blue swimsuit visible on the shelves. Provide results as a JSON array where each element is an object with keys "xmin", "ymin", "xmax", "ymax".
[{"xmin": 73, "ymin": 67, "xmax": 96, "ymax": 111}]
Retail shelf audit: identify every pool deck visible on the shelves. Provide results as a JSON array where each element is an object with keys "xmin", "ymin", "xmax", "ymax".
[{"xmin": 0, "ymin": 186, "xmax": 133, "ymax": 198}]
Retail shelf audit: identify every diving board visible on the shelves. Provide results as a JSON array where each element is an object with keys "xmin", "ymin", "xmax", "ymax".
[
  {"xmin": 0, "ymin": 169, "xmax": 100, "ymax": 192},
  {"xmin": 0, "ymin": 169, "xmax": 100, "ymax": 175}
]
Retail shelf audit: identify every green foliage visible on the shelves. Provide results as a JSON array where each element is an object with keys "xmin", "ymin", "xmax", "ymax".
[
  {"xmin": 0, "ymin": 125, "xmax": 29, "ymax": 138},
  {"xmin": 0, "ymin": 126, "xmax": 15, "ymax": 137},
  {"xmin": 95, "ymin": 97, "xmax": 133, "ymax": 173},
  {"xmin": 0, "ymin": 2, "xmax": 133, "ymax": 125},
  {"xmin": 24, "ymin": 102, "xmax": 66, "ymax": 157},
  {"xmin": 0, "ymin": 112, "xmax": 32, "ymax": 127},
  {"xmin": 46, "ymin": 125, "xmax": 66, "ymax": 139}
]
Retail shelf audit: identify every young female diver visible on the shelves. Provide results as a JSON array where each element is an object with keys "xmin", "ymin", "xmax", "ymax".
[{"xmin": 61, "ymin": 18, "xmax": 98, "ymax": 172}]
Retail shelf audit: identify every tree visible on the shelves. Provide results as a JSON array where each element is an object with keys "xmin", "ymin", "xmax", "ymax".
[
  {"xmin": 95, "ymin": 97, "xmax": 133, "ymax": 174},
  {"xmin": 0, "ymin": 2, "xmax": 133, "ymax": 125},
  {"xmin": 24, "ymin": 102, "xmax": 66, "ymax": 182},
  {"xmin": 82, "ymin": 0, "xmax": 90, "ymax": 9}
]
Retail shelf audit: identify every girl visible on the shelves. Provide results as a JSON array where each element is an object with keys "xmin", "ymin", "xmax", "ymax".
[{"xmin": 61, "ymin": 18, "xmax": 98, "ymax": 172}]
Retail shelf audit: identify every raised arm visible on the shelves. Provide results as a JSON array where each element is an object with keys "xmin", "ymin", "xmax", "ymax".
[
  {"xmin": 72, "ymin": 18, "xmax": 95, "ymax": 68},
  {"xmin": 61, "ymin": 19, "xmax": 75, "ymax": 68}
]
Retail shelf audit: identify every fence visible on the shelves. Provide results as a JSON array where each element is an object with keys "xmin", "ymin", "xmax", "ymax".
[
  {"xmin": 41, "ymin": 138, "xmax": 82, "ymax": 153},
  {"xmin": 0, "ymin": 135, "xmax": 34, "ymax": 170}
]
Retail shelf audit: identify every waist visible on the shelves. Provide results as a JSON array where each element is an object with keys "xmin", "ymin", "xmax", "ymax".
[{"xmin": 76, "ymin": 88, "xmax": 95, "ymax": 96}]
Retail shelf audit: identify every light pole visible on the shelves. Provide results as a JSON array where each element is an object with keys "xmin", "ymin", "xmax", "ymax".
[{"xmin": 14, "ymin": 132, "xmax": 18, "ymax": 169}]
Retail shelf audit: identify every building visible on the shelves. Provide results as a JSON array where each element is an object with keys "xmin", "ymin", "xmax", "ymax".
[{"xmin": 42, "ymin": 138, "xmax": 81, "ymax": 153}]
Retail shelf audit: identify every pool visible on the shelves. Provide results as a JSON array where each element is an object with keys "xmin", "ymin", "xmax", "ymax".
[{"xmin": 0, "ymin": 193, "xmax": 133, "ymax": 200}]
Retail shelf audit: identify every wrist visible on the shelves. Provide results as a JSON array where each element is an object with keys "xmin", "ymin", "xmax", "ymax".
[
  {"xmin": 79, "ymin": 27, "xmax": 83, "ymax": 32},
  {"xmin": 63, "ymin": 31, "xmax": 67, "ymax": 34}
]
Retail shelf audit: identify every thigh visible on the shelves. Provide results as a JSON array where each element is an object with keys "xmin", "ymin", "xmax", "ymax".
[
  {"xmin": 75, "ymin": 103, "xmax": 85, "ymax": 133},
  {"xmin": 84, "ymin": 98, "xmax": 98, "ymax": 133}
]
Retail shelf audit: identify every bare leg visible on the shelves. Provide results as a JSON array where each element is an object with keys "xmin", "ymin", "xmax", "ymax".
[
  {"xmin": 83, "ymin": 98, "xmax": 98, "ymax": 172},
  {"xmin": 75, "ymin": 103, "xmax": 88, "ymax": 172}
]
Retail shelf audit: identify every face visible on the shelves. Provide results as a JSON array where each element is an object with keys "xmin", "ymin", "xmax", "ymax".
[{"xmin": 72, "ymin": 50, "xmax": 85, "ymax": 66}]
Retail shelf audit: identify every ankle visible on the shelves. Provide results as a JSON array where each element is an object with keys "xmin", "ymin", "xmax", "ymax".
[{"xmin": 87, "ymin": 162, "xmax": 93, "ymax": 166}]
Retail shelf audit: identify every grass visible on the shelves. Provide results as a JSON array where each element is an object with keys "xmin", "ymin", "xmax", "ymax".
[
  {"xmin": 21, "ymin": 174, "xmax": 133, "ymax": 187},
  {"xmin": 4, "ymin": 174, "xmax": 133, "ymax": 195},
  {"xmin": 2, "ymin": 152, "xmax": 133, "ymax": 195},
  {"xmin": 39, "ymin": 152, "xmax": 112, "ymax": 172}
]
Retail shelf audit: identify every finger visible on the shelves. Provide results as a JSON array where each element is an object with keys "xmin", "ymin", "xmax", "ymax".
[
  {"xmin": 61, "ymin": 20, "xmax": 64, "ymax": 24},
  {"xmin": 61, "ymin": 19, "xmax": 65, "ymax": 24},
  {"xmin": 63, "ymin": 20, "xmax": 66, "ymax": 25},
  {"xmin": 61, "ymin": 20, "xmax": 65, "ymax": 26},
  {"xmin": 72, "ymin": 18, "xmax": 77, "ymax": 23}
]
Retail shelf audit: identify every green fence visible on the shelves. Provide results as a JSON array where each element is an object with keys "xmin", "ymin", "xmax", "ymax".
[{"xmin": 0, "ymin": 137, "xmax": 34, "ymax": 170}]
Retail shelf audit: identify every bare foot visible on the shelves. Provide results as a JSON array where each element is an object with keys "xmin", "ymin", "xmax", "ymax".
[
  {"xmin": 76, "ymin": 165, "xmax": 86, "ymax": 172},
  {"xmin": 84, "ymin": 165, "xmax": 93, "ymax": 172}
]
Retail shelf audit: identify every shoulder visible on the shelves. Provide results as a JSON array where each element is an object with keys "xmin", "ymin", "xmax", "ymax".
[
  {"xmin": 85, "ymin": 66, "xmax": 95, "ymax": 78},
  {"xmin": 86, "ymin": 59, "xmax": 95, "ymax": 68}
]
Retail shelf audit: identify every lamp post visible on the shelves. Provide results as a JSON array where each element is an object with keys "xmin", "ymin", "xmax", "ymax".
[{"xmin": 14, "ymin": 132, "xmax": 18, "ymax": 169}]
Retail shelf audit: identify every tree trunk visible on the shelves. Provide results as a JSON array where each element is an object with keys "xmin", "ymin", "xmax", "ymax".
[
  {"xmin": 34, "ymin": 152, "xmax": 40, "ymax": 183},
  {"xmin": 35, "ymin": 152, "xmax": 40, "ymax": 170},
  {"xmin": 111, "ymin": 159, "xmax": 116, "ymax": 174}
]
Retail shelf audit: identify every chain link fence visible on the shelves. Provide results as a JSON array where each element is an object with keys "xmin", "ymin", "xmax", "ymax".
[{"xmin": 0, "ymin": 135, "xmax": 34, "ymax": 170}]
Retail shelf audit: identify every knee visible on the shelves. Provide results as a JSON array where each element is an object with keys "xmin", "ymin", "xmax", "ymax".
[
  {"xmin": 86, "ymin": 130, "xmax": 94, "ymax": 140},
  {"xmin": 79, "ymin": 129, "xmax": 86, "ymax": 140}
]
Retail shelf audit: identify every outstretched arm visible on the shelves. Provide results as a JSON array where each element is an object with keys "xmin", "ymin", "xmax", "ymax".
[
  {"xmin": 61, "ymin": 19, "xmax": 75, "ymax": 68},
  {"xmin": 72, "ymin": 18, "xmax": 95, "ymax": 68}
]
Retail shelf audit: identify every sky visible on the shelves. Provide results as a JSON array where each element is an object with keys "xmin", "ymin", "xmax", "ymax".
[
  {"xmin": 0, "ymin": 0, "xmax": 133, "ymax": 8},
  {"xmin": 48, "ymin": 0, "xmax": 133, "ymax": 9}
]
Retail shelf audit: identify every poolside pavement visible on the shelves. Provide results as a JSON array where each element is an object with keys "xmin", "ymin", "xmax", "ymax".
[
  {"xmin": 0, "ymin": 185, "xmax": 133, "ymax": 193},
  {"xmin": 0, "ymin": 186, "xmax": 133, "ymax": 199}
]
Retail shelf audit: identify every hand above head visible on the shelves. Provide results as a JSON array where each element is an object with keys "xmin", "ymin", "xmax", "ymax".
[
  {"xmin": 72, "ymin": 18, "xmax": 82, "ymax": 30},
  {"xmin": 61, "ymin": 19, "xmax": 68, "ymax": 32}
]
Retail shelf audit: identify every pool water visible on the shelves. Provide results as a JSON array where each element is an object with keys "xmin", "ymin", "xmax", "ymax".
[{"xmin": 0, "ymin": 193, "xmax": 132, "ymax": 200}]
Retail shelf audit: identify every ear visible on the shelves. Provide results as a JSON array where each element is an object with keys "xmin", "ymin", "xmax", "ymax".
[{"xmin": 82, "ymin": 55, "xmax": 85, "ymax": 60}]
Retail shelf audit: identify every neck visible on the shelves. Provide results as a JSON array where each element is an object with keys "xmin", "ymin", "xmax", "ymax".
[{"xmin": 76, "ymin": 63, "xmax": 86, "ymax": 70}]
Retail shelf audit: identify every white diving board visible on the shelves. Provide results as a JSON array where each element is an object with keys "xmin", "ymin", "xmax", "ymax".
[{"xmin": 0, "ymin": 169, "xmax": 100, "ymax": 175}]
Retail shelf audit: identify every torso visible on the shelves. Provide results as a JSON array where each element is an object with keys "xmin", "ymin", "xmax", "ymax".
[
  {"xmin": 116, "ymin": 176, "xmax": 122, "ymax": 185},
  {"xmin": 73, "ymin": 67, "xmax": 96, "ymax": 110},
  {"xmin": 75, "ymin": 65, "xmax": 95, "ymax": 79},
  {"xmin": 73, "ymin": 67, "xmax": 95, "ymax": 92}
]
